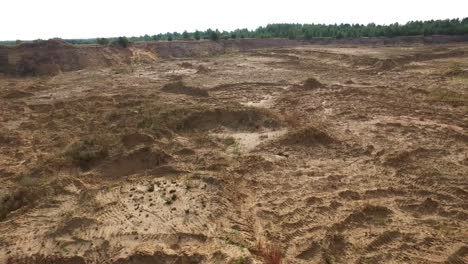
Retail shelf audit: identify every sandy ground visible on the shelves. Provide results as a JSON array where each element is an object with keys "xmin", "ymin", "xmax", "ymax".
[{"xmin": 0, "ymin": 44, "xmax": 467, "ymax": 264}]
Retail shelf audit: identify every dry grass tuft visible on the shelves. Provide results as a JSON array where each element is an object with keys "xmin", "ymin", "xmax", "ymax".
[
  {"xmin": 255, "ymin": 241, "xmax": 283, "ymax": 264},
  {"xmin": 161, "ymin": 81, "xmax": 209, "ymax": 97},
  {"xmin": 301, "ymin": 77, "xmax": 323, "ymax": 90},
  {"xmin": 443, "ymin": 62, "xmax": 468, "ymax": 78}
]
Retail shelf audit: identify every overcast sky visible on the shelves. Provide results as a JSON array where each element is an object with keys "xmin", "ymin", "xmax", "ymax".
[{"xmin": 2, "ymin": 0, "xmax": 467, "ymax": 40}]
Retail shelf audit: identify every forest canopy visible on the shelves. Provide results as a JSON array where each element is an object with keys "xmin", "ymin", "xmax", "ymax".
[{"xmin": 2, "ymin": 18, "xmax": 467, "ymax": 45}]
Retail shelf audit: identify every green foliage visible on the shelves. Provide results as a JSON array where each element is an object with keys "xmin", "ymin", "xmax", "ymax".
[
  {"xmin": 113, "ymin": 36, "xmax": 130, "ymax": 48},
  {"xmin": 232, "ymin": 257, "xmax": 250, "ymax": 264},
  {"xmin": 209, "ymin": 29, "xmax": 220, "ymax": 41},
  {"xmin": 194, "ymin": 30, "xmax": 201, "ymax": 40},
  {"xmin": 182, "ymin": 30, "xmax": 190, "ymax": 40},
  {"xmin": 96, "ymin": 38, "xmax": 109, "ymax": 45},
  {"xmin": 287, "ymin": 29, "xmax": 297, "ymax": 40},
  {"xmin": 3, "ymin": 18, "xmax": 465, "ymax": 46},
  {"xmin": 64, "ymin": 137, "xmax": 109, "ymax": 170}
]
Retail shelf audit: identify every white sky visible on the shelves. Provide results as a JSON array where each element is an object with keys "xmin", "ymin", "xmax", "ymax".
[{"xmin": 2, "ymin": 0, "xmax": 467, "ymax": 40}]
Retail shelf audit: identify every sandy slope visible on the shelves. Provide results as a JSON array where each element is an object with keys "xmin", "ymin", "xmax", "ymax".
[{"xmin": 0, "ymin": 43, "xmax": 467, "ymax": 263}]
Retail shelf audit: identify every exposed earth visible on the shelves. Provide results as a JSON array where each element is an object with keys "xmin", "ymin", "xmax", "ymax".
[{"xmin": 0, "ymin": 40, "xmax": 467, "ymax": 263}]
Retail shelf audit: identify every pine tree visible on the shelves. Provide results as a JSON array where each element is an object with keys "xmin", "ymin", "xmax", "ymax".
[
  {"xmin": 210, "ymin": 30, "xmax": 219, "ymax": 41},
  {"xmin": 194, "ymin": 31, "xmax": 201, "ymax": 40},
  {"xmin": 182, "ymin": 30, "xmax": 190, "ymax": 40}
]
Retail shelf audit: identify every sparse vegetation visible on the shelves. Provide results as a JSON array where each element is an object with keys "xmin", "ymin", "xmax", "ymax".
[
  {"xmin": 1, "ymin": 31, "xmax": 467, "ymax": 263},
  {"xmin": 96, "ymin": 38, "xmax": 109, "ymax": 45},
  {"xmin": 194, "ymin": 30, "xmax": 201, "ymax": 40},
  {"xmin": 255, "ymin": 242, "xmax": 283, "ymax": 264},
  {"xmin": 209, "ymin": 30, "xmax": 220, "ymax": 41},
  {"xmin": 59, "ymin": 18, "xmax": 468, "ymax": 45},
  {"xmin": 64, "ymin": 137, "xmax": 110, "ymax": 170},
  {"xmin": 3, "ymin": 18, "xmax": 466, "ymax": 46},
  {"xmin": 229, "ymin": 142, "xmax": 241, "ymax": 156},
  {"xmin": 301, "ymin": 77, "xmax": 323, "ymax": 90},
  {"xmin": 428, "ymin": 88, "xmax": 468, "ymax": 107},
  {"xmin": 113, "ymin": 36, "xmax": 130, "ymax": 48},
  {"xmin": 0, "ymin": 188, "xmax": 37, "ymax": 221},
  {"xmin": 232, "ymin": 256, "xmax": 250, "ymax": 264},
  {"xmin": 182, "ymin": 30, "xmax": 190, "ymax": 40},
  {"xmin": 161, "ymin": 81, "xmax": 209, "ymax": 97}
]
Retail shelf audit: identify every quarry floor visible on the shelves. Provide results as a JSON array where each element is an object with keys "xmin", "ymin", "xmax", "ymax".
[{"xmin": 0, "ymin": 44, "xmax": 467, "ymax": 263}]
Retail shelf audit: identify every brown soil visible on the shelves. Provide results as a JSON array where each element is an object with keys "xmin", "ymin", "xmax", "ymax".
[
  {"xmin": 162, "ymin": 81, "xmax": 209, "ymax": 97},
  {"xmin": 299, "ymin": 78, "xmax": 324, "ymax": 90},
  {"xmin": 0, "ymin": 41, "xmax": 467, "ymax": 264}
]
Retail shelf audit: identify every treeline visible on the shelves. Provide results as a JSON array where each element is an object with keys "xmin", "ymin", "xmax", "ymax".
[
  {"xmin": 142, "ymin": 18, "xmax": 468, "ymax": 41},
  {"xmin": 85, "ymin": 18, "xmax": 468, "ymax": 44},
  {"xmin": 2, "ymin": 18, "xmax": 467, "ymax": 46},
  {"xmin": 257, "ymin": 18, "xmax": 468, "ymax": 39}
]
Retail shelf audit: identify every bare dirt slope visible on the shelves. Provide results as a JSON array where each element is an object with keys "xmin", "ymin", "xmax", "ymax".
[{"xmin": 0, "ymin": 43, "xmax": 467, "ymax": 264}]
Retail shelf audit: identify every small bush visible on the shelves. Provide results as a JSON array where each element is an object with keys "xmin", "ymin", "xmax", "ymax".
[
  {"xmin": 194, "ymin": 31, "xmax": 201, "ymax": 40},
  {"xmin": 231, "ymin": 256, "xmax": 250, "ymax": 264},
  {"xmin": 113, "ymin": 36, "xmax": 130, "ymax": 48},
  {"xmin": 301, "ymin": 77, "xmax": 323, "ymax": 90},
  {"xmin": 210, "ymin": 31, "xmax": 220, "ymax": 41},
  {"xmin": 161, "ymin": 81, "xmax": 209, "ymax": 97},
  {"xmin": 0, "ymin": 188, "xmax": 37, "ymax": 221},
  {"xmin": 97, "ymin": 38, "xmax": 109, "ymax": 45},
  {"xmin": 256, "ymin": 242, "xmax": 283, "ymax": 264},
  {"xmin": 444, "ymin": 63, "xmax": 468, "ymax": 78},
  {"xmin": 182, "ymin": 30, "xmax": 190, "ymax": 40},
  {"xmin": 64, "ymin": 137, "xmax": 109, "ymax": 170}
]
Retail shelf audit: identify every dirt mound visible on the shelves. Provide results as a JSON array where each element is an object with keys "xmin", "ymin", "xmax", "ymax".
[
  {"xmin": 2, "ymin": 89, "xmax": 33, "ymax": 99},
  {"xmin": 121, "ymin": 132, "xmax": 154, "ymax": 148},
  {"xmin": 0, "ymin": 39, "xmax": 303, "ymax": 76},
  {"xmin": 97, "ymin": 146, "xmax": 171, "ymax": 178},
  {"xmin": 161, "ymin": 81, "xmax": 209, "ymax": 97},
  {"xmin": 180, "ymin": 62, "xmax": 193, "ymax": 68},
  {"xmin": 172, "ymin": 107, "xmax": 281, "ymax": 131},
  {"xmin": 113, "ymin": 252, "xmax": 205, "ymax": 264},
  {"xmin": 51, "ymin": 217, "xmax": 96, "ymax": 236},
  {"xmin": 1, "ymin": 41, "xmax": 468, "ymax": 263},
  {"xmin": 130, "ymin": 48, "xmax": 158, "ymax": 64},
  {"xmin": 373, "ymin": 59, "xmax": 400, "ymax": 71},
  {"xmin": 334, "ymin": 205, "xmax": 393, "ymax": 231},
  {"xmin": 7, "ymin": 255, "xmax": 86, "ymax": 264},
  {"xmin": 64, "ymin": 137, "xmax": 111, "ymax": 170},
  {"xmin": 322, "ymin": 233, "xmax": 348, "ymax": 261},
  {"xmin": 382, "ymin": 148, "xmax": 435, "ymax": 168},
  {"xmin": 366, "ymin": 231, "xmax": 401, "ymax": 251},
  {"xmin": 196, "ymin": 65, "xmax": 211, "ymax": 73},
  {"xmin": 177, "ymin": 62, "xmax": 211, "ymax": 73},
  {"xmin": 2, "ymin": 36, "xmax": 467, "ymax": 76},
  {"xmin": 400, "ymin": 197, "xmax": 441, "ymax": 215},
  {"xmin": 0, "ymin": 39, "xmax": 132, "ymax": 76},
  {"xmin": 145, "ymin": 38, "xmax": 301, "ymax": 58},
  {"xmin": 443, "ymin": 63, "xmax": 468, "ymax": 77},
  {"xmin": 0, "ymin": 188, "xmax": 38, "ymax": 221},
  {"xmin": 301, "ymin": 77, "xmax": 323, "ymax": 90},
  {"xmin": 296, "ymin": 241, "xmax": 321, "ymax": 260},
  {"xmin": 278, "ymin": 126, "xmax": 335, "ymax": 146},
  {"xmin": 0, "ymin": 130, "xmax": 21, "ymax": 145}
]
